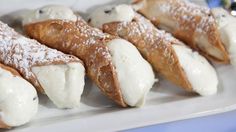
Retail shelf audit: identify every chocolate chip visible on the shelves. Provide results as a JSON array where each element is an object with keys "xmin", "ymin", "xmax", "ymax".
[
  {"xmin": 104, "ymin": 10, "xmax": 111, "ymax": 14},
  {"xmin": 222, "ymin": 14, "xmax": 226, "ymax": 17},
  {"xmin": 88, "ymin": 18, "xmax": 91, "ymax": 23},
  {"xmin": 33, "ymin": 96, "xmax": 37, "ymax": 101},
  {"xmin": 39, "ymin": 10, "xmax": 43, "ymax": 14}
]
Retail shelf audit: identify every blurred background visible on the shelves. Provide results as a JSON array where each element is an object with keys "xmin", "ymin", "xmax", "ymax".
[{"xmin": 207, "ymin": 0, "xmax": 236, "ymax": 16}]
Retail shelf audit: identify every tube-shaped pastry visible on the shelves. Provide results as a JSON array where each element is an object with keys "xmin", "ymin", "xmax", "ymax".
[
  {"xmin": 88, "ymin": 4, "xmax": 218, "ymax": 95},
  {"xmin": 0, "ymin": 21, "xmax": 85, "ymax": 109},
  {"xmin": 211, "ymin": 8, "xmax": 236, "ymax": 66},
  {"xmin": 0, "ymin": 63, "xmax": 38, "ymax": 129},
  {"xmin": 23, "ymin": 5, "xmax": 156, "ymax": 107},
  {"xmin": 133, "ymin": 0, "xmax": 229, "ymax": 63}
]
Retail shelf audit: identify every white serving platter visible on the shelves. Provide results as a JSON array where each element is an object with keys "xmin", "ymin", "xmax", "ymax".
[{"xmin": 1, "ymin": 0, "xmax": 236, "ymax": 132}]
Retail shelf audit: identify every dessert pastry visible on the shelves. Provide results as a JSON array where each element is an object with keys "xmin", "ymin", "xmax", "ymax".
[
  {"xmin": 88, "ymin": 4, "xmax": 218, "ymax": 95},
  {"xmin": 211, "ymin": 8, "xmax": 236, "ymax": 66},
  {"xmin": 0, "ymin": 21, "xmax": 85, "ymax": 109},
  {"xmin": 23, "ymin": 5, "xmax": 156, "ymax": 107},
  {"xmin": 0, "ymin": 63, "xmax": 38, "ymax": 128},
  {"xmin": 133, "ymin": 0, "xmax": 229, "ymax": 63}
]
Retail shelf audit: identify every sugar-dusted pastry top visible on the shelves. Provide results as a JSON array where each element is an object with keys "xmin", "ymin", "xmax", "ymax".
[
  {"xmin": 22, "ymin": 5, "xmax": 116, "ymax": 63},
  {"xmin": 0, "ymin": 21, "xmax": 81, "ymax": 91},
  {"xmin": 156, "ymin": 0, "xmax": 212, "ymax": 29},
  {"xmin": 135, "ymin": 0, "xmax": 229, "ymax": 63},
  {"xmin": 76, "ymin": 15, "xmax": 115, "ymax": 46},
  {"xmin": 103, "ymin": 12, "xmax": 181, "ymax": 65},
  {"xmin": 138, "ymin": 0, "xmax": 217, "ymax": 38},
  {"xmin": 72, "ymin": 16, "xmax": 117, "ymax": 73}
]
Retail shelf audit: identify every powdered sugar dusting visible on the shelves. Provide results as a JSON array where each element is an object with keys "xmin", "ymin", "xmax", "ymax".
[
  {"xmin": 150, "ymin": 0, "xmax": 218, "ymax": 45},
  {"xmin": 0, "ymin": 21, "xmax": 79, "ymax": 88},
  {"xmin": 59, "ymin": 16, "xmax": 115, "ymax": 62},
  {"xmin": 105, "ymin": 13, "xmax": 181, "ymax": 65},
  {"xmin": 36, "ymin": 17, "xmax": 116, "ymax": 85},
  {"xmin": 76, "ymin": 16, "xmax": 111, "ymax": 43},
  {"xmin": 72, "ymin": 16, "xmax": 115, "ymax": 63}
]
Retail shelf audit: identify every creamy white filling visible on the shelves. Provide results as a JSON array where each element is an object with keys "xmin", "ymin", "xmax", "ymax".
[
  {"xmin": 32, "ymin": 63, "xmax": 85, "ymax": 108},
  {"xmin": 89, "ymin": 4, "xmax": 135, "ymax": 28},
  {"xmin": 107, "ymin": 39, "xmax": 156, "ymax": 107},
  {"xmin": 22, "ymin": 5, "xmax": 77, "ymax": 25},
  {"xmin": 22, "ymin": 4, "xmax": 154, "ymax": 107},
  {"xmin": 173, "ymin": 44, "xmax": 218, "ymax": 96},
  {"xmin": 0, "ymin": 68, "xmax": 38, "ymax": 127},
  {"xmin": 211, "ymin": 8, "xmax": 236, "ymax": 66}
]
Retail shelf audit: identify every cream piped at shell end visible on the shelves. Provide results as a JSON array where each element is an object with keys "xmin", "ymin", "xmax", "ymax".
[
  {"xmin": 0, "ymin": 68, "xmax": 38, "ymax": 127},
  {"xmin": 32, "ymin": 62, "xmax": 85, "ymax": 108},
  {"xmin": 22, "ymin": 5, "xmax": 77, "ymax": 26},
  {"xmin": 107, "ymin": 39, "xmax": 157, "ymax": 107},
  {"xmin": 88, "ymin": 4, "xmax": 135, "ymax": 28},
  {"xmin": 173, "ymin": 44, "xmax": 218, "ymax": 96}
]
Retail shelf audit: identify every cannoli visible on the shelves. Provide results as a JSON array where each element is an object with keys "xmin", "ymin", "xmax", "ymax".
[
  {"xmin": 133, "ymin": 0, "xmax": 229, "ymax": 63},
  {"xmin": 23, "ymin": 5, "xmax": 156, "ymax": 107},
  {"xmin": 88, "ymin": 4, "xmax": 218, "ymax": 95},
  {"xmin": 0, "ymin": 63, "xmax": 38, "ymax": 129},
  {"xmin": 211, "ymin": 8, "xmax": 236, "ymax": 66},
  {"xmin": 0, "ymin": 21, "xmax": 85, "ymax": 109}
]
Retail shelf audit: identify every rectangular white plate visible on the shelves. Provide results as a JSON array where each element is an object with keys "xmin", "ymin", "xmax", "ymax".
[{"xmin": 1, "ymin": 0, "xmax": 236, "ymax": 132}]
